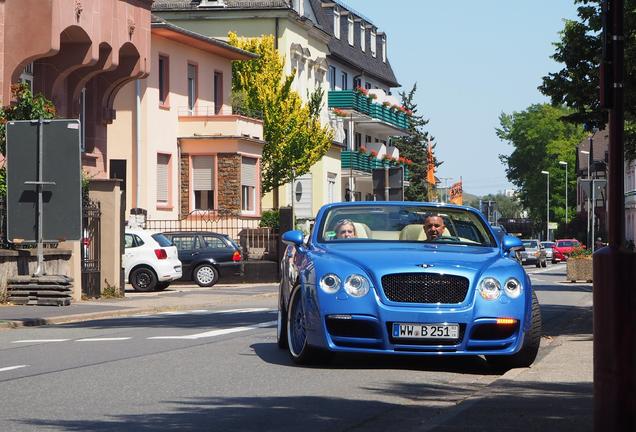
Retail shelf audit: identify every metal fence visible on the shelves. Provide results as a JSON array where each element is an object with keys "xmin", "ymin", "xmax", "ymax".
[{"xmin": 144, "ymin": 211, "xmax": 279, "ymax": 261}]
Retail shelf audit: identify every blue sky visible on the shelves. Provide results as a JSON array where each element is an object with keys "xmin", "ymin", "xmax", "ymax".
[{"xmin": 342, "ymin": 1, "xmax": 581, "ymax": 196}]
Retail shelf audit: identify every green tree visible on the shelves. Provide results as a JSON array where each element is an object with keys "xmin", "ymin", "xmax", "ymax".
[
  {"xmin": 228, "ymin": 33, "xmax": 333, "ymax": 196},
  {"xmin": 497, "ymin": 104, "xmax": 586, "ymax": 229},
  {"xmin": 391, "ymin": 83, "xmax": 440, "ymax": 201},
  {"xmin": 539, "ymin": 0, "xmax": 636, "ymax": 158},
  {"xmin": 0, "ymin": 83, "xmax": 56, "ymax": 196},
  {"xmin": 480, "ymin": 193, "xmax": 524, "ymax": 219}
]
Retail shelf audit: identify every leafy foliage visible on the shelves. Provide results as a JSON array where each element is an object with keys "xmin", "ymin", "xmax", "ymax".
[
  {"xmin": 479, "ymin": 193, "xmax": 524, "ymax": 219},
  {"xmin": 0, "ymin": 83, "xmax": 57, "ymax": 196},
  {"xmin": 570, "ymin": 246, "xmax": 593, "ymax": 258},
  {"xmin": 259, "ymin": 209, "xmax": 280, "ymax": 229},
  {"xmin": 391, "ymin": 84, "xmax": 440, "ymax": 201},
  {"xmin": 228, "ymin": 33, "xmax": 333, "ymax": 194},
  {"xmin": 497, "ymin": 104, "xmax": 586, "ymax": 230},
  {"xmin": 539, "ymin": 0, "xmax": 636, "ymax": 159}
]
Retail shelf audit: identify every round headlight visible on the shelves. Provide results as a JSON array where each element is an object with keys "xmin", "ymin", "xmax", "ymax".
[
  {"xmin": 504, "ymin": 278, "xmax": 522, "ymax": 298},
  {"xmin": 319, "ymin": 273, "xmax": 341, "ymax": 294},
  {"xmin": 478, "ymin": 277, "xmax": 501, "ymax": 301},
  {"xmin": 344, "ymin": 274, "xmax": 370, "ymax": 297}
]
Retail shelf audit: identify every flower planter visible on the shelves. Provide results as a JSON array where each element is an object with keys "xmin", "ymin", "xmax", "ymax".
[{"xmin": 566, "ymin": 257, "xmax": 593, "ymax": 282}]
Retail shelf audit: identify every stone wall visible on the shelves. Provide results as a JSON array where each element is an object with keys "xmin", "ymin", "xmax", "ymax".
[
  {"xmin": 0, "ymin": 249, "xmax": 72, "ymax": 302},
  {"xmin": 217, "ymin": 153, "xmax": 241, "ymax": 212},
  {"xmin": 180, "ymin": 153, "xmax": 190, "ymax": 216}
]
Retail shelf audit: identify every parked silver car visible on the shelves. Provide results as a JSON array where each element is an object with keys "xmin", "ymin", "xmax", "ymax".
[
  {"xmin": 541, "ymin": 241, "xmax": 556, "ymax": 263},
  {"xmin": 520, "ymin": 239, "xmax": 547, "ymax": 268}
]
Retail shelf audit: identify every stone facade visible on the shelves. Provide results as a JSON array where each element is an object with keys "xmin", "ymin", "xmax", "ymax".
[
  {"xmin": 180, "ymin": 153, "xmax": 190, "ymax": 216},
  {"xmin": 217, "ymin": 153, "xmax": 242, "ymax": 213}
]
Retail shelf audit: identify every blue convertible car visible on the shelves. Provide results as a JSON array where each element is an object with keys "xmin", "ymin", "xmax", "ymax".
[{"xmin": 277, "ymin": 202, "xmax": 541, "ymax": 368}]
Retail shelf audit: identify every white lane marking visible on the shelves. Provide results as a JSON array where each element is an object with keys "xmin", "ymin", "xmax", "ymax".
[
  {"xmin": 189, "ymin": 310, "xmax": 210, "ymax": 313},
  {"xmin": 76, "ymin": 337, "xmax": 132, "ymax": 342},
  {"xmin": 527, "ymin": 263, "xmax": 565, "ymax": 275},
  {"xmin": 12, "ymin": 339, "xmax": 70, "ymax": 344},
  {"xmin": 0, "ymin": 365, "xmax": 29, "ymax": 372},
  {"xmin": 216, "ymin": 308, "xmax": 273, "ymax": 314},
  {"xmin": 148, "ymin": 320, "xmax": 277, "ymax": 340},
  {"xmin": 158, "ymin": 311, "xmax": 189, "ymax": 315}
]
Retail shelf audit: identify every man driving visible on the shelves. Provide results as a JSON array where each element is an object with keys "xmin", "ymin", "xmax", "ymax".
[{"xmin": 424, "ymin": 214, "xmax": 446, "ymax": 240}]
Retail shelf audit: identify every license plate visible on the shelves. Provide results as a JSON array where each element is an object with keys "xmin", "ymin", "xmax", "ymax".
[{"xmin": 392, "ymin": 323, "xmax": 459, "ymax": 339}]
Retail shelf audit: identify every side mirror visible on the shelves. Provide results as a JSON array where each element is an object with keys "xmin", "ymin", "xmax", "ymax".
[
  {"xmin": 502, "ymin": 235, "xmax": 523, "ymax": 253},
  {"xmin": 282, "ymin": 230, "xmax": 305, "ymax": 247}
]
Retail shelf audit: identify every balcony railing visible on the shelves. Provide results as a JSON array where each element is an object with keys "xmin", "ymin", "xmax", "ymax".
[
  {"xmin": 341, "ymin": 150, "xmax": 410, "ymax": 178},
  {"xmin": 328, "ymin": 90, "xmax": 409, "ymax": 130}
]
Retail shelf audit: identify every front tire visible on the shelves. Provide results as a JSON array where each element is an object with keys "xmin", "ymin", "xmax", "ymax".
[
  {"xmin": 130, "ymin": 267, "xmax": 157, "ymax": 292},
  {"xmin": 277, "ymin": 296, "xmax": 288, "ymax": 349},
  {"xmin": 286, "ymin": 287, "xmax": 331, "ymax": 365},
  {"xmin": 487, "ymin": 291, "xmax": 542, "ymax": 369},
  {"xmin": 193, "ymin": 264, "xmax": 219, "ymax": 287}
]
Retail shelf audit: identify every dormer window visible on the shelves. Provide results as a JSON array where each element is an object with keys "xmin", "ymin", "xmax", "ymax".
[
  {"xmin": 347, "ymin": 15, "xmax": 354, "ymax": 46},
  {"xmin": 370, "ymin": 29, "xmax": 376, "ymax": 57},
  {"xmin": 333, "ymin": 8, "xmax": 340, "ymax": 39},
  {"xmin": 381, "ymin": 35, "xmax": 386, "ymax": 62},
  {"xmin": 360, "ymin": 23, "xmax": 365, "ymax": 52}
]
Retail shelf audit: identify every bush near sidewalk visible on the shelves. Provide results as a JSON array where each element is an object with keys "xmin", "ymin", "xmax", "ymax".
[{"xmin": 567, "ymin": 247, "xmax": 593, "ymax": 282}]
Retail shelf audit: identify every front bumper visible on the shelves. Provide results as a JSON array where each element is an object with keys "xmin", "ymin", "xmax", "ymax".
[{"xmin": 303, "ymin": 288, "xmax": 529, "ymax": 356}]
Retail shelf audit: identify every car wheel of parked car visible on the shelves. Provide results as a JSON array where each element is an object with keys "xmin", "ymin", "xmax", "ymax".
[
  {"xmin": 156, "ymin": 282, "xmax": 170, "ymax": 291},
  {"xmin": 486, "ymin": 291, "xmax": 542, "ymax": 369},
  {"xmin": 552, "ymin": 259, "xmax": 557, "ymax": 264},
  {"xmin": 287, "ymin": 287, "xmax": 331, "ymax": 365},
  {"xmin": 277, "ymin": 287, "xmax": 288, "ymax": 349},
  {"xmin": 193, "ymin": 264, "xmax": 219, "ymax": 287},
  {"xmin": 130, "ymin": 267, "xmax": 157, "ymax": 292}
]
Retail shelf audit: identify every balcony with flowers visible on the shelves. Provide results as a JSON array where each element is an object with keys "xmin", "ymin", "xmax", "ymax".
[
  {"xmin": 341, "ymin": 146, "xmax": 411, "ymax": 179},
  {"xmin": 328, "ymin": 87, "xmax": 411, "ymax": 131}
]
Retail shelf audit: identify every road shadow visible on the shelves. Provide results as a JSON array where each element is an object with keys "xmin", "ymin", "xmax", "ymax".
[
  {"xmin": 52, "ymin": 310, "xmax": 277, "ymax": 330},
  {"xmin": 540, "ymin": 303, "xmax": 592, "ymax": 338},
  {"xmin": 14, "ymin": 379, "xmax": 592, "ymax": 432}
]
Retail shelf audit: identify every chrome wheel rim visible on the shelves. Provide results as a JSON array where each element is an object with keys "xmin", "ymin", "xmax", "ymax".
[
  {"xmin": 196, "ymin": 266, "xmax": 215, "ymax": 285},
  {"xmin": 288, "ymin": 292, "xmax": 306, "ymax": 356}
]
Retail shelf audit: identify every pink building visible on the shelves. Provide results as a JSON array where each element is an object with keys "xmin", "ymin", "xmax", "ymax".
[{"xmin": 108, "ymin": 18, "xmax": 265, "ymax": 222}]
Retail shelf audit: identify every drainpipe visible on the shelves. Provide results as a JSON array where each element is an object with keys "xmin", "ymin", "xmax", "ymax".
[{"xmin": 135, "ymin": 79, "xmax": 142, "ymax": 209}]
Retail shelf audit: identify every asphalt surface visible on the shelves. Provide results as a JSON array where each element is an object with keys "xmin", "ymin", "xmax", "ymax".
[{"xmin": 0, "ymin": 264, "xmax": 593, "ymax": 431}]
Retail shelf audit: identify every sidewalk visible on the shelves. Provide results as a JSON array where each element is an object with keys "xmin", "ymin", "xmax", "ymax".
[{"xmin": 0, "ymin": 282, "xmax": 278, "ymax": 329}]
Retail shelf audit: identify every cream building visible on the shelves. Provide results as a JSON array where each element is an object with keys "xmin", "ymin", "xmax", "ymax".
[
  {"xmin": 153, "ymin": 0, "xmax": 340, "ymax": 220},
  {"xmin": 107, "ymin": 18, "xmax": 265, "ymax": 224}
]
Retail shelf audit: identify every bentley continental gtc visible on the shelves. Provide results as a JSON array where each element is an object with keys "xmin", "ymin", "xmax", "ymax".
[{"xmin": 277, "ymin": 202, "xmax": 541, "ymax": 369}]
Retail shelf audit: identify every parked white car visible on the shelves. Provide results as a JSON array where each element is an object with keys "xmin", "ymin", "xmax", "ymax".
[{"xmin": 123, "ymin": 228, "xmax": 182, "ymax": 292}]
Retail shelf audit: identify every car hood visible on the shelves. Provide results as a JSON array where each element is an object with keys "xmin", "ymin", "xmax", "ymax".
[{"xmin": 315, "ymin": 242, "xmax": 503, "ymax": 277}]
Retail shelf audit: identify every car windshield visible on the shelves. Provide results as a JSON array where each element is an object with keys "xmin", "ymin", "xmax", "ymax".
[
  {"xmin": 318, "ymin": 205, "xmax": 496, "ymax": 246},
  {"xmin": 542, "ymin": 242, "xmax": 555, "ymax": 248},
  {"xmin": 523, "ymin": 240, "xmax": 539, "ymax": 248},
  {"xmin": 558, "ymin": 240, "xmax": 578, "ymax": 247},
  {"xmin": 152, "ymin": 233, "xmax": 173, "ymax": 247}
]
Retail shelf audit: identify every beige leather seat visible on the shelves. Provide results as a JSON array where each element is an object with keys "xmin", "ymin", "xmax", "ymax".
[
  {"xmin": 399, "ymin": 224, "xmax": 451, "ymax": 241},
  {"xmin": 352, "ymin": 222, "xmax": 372, "ymax": 239},
  {"xmin": 399, "ymin": 224, "xmax": 427, "ymax": 241}
]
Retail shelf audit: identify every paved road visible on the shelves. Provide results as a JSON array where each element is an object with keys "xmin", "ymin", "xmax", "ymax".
[{"xmin": 0, "ymin": 263, "xmax": 591, "ymax": 432}]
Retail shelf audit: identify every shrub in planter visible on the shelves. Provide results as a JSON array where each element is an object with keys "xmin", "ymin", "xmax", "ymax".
[{"xmin": 566, "ymin": 247, "xmax": 593, "ymax": 282}]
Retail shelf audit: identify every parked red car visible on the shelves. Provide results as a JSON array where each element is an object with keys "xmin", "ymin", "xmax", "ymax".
[{"xmin": 554, "ymin": 239, "xmax": 584, "ymax": 260}]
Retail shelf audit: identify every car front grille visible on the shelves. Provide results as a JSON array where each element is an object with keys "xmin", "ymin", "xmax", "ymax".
[{"xmin": 381, "ymin": 273, "xmax": 469, "ymax": 304}]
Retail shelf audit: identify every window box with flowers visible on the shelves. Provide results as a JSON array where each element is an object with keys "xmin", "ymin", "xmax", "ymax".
[{"xmin": 332, "ymin": 108, "xmax": 348, "ymax": 118}]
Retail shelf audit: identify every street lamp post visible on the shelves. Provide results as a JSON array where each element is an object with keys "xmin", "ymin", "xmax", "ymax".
[
  {"xmin": 559, "ymin": 161, "xmax": 568, "ymax": 233},
  {"xmin": 580, "ymin": 149, "xmax": 591, "ymax": 249},
  {"xmin": 541, "ymin": 170, "xmax": 550, "ymax": 241}
]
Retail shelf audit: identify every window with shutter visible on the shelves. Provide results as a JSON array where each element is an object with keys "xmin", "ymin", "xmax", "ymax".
[
  {"xmin": 241, "ymin": 157, "xmax": 257, "ymax": 211},
  {"xmin": 192, "ymin": 155, "xmax": 214, "ymax": 210},
  {"xmin": 156, "ymin": 154, "xmax": 170, "ymax": 205}
]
